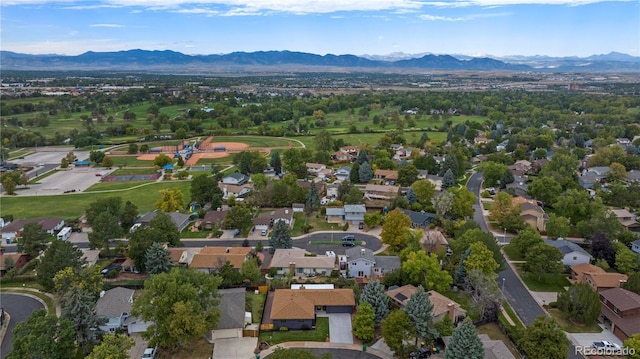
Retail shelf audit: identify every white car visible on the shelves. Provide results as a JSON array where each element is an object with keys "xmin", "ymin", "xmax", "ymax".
[
  {"xmin": 592, "ymin": 341, "xmax": 621, "ymax": 350},
  {"xmin": 261, "ymin": 229, "xmax": 268, "ymax": 236},
  {"xmin": 141, "ymin": 347, "xmax": 157, "ymax": 359}
]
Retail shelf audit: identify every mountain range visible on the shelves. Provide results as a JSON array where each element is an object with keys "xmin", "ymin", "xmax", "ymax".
[{"xmin": 1, "ymin": 49, "xmax": 638, "ymax": 73}]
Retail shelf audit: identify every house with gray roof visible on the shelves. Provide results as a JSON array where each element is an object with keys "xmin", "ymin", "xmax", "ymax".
[
  {"xmin": 97, "ymin": 287, "xmax": 134, "ymax": 333},
  {"xmin": 221, "ymin": 172, "xmax": 249, "ymax": 185},
  {"xmin": 401, "ymin": 209, "xmax": 437, "ymax": 228},
  {"xmin": 344, "ymin": 204, "xmax": 366, "ymax": 225},
  {"xmin": 626, "ymin": 170, "xmax": 640, "ymax": 183},
  {"xmin": 544, "ymin": 239, "xmax": 592, "ymax": 266},
  {"xmin": 345, "ymin": 246, "xmax": 400, "ymax": 279},
  {"xmin": 326, "ymin": 207, "xmax": 345, "ymax": 224},
  {"xmin": 138, "ymin": 209, "xmax": 191, "ymax": 233},
  {"xmin": 631, "ymin": 240, "xmax": 640, "ymax": 254},
  {"xmin": 335, "ymin": 167, "xmax": 352, "ymax": 182},
  {"xmin": 210, "ymin": 288, "xmax": 247, "ymax": 340}
]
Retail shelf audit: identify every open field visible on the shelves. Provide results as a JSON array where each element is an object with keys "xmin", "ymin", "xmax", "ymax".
[
  {"xmin": 84, "ymin": 180, "xmax": 157, "ymax": 192},
  {"xmin": 1, "ymin": 181, "xmax": 191, "ymax": 219}
]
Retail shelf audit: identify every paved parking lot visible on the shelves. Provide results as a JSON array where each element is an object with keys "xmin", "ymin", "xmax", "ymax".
[
  {"xmin": 11, "ymin": 149, "xmax": 91, "ymax": 166},
  {"xmin": 13, "ymin": 167, "xmax": 111, "ymax": 196}
]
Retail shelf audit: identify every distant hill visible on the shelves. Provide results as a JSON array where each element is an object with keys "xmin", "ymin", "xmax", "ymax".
[{"xmin": 1, "ymin": 49, "xmax": 638, "ymax": 73}]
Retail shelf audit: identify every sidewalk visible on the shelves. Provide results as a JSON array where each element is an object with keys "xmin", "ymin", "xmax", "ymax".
[{"xmin": 259, "ymin": 341, "xmax": 394, "ymax": 359}]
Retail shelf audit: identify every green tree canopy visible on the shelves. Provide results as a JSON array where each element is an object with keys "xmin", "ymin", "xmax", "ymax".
[
  {"xmin": 131, "ymin": 268, "xmax": 222, "ymax": 350},
  {"xmin": 404, "ymin": 285, "xmax": 438, "ymax": 345},
  {"xmin": 381, "ymin": 208, "xmax": 412, "ymax": 252},
  {"xmin": 360, "ymin": 279, "xmax": 389, "ymax": 326},
  {"xmin": 353, "ymin": 302, "xmax": 376, "ymax": 343},
  {"xmin": 86, "ymin": 333, "xmax": 134, "ymax": 359},
  {"xmin": 268, "ymin": 220, "xmax": 292, "ymax": 253},
  {"xmin": 556, "ymin": 283, "xmax": 601, "ymax": 325},
  {"xmin": 145, "ymin": 242, "xmax": 172, "ymax": 275},
  {"xmin": 37, "ymin": 239, "xmax": 84, "ymax": 291},
  {"xmin": 519, "ymin": 316, "xmax": 569, "ymax": 359},
  {"xmin": 402, "ymin": 251, "xmax": 453, "ymax": 292},
  {"xmin": 8, "ymin": 310, "xmax": 76, "ymax": 359},
  {"xmin": 382, "ymin": 310, "xmax": 414, "ymax": 357},
  {"xmin": 443, "ymin": 318, "xmax": 484, "ymax": 359},
  {"xmin": 190, "ymin": 174, "xmax": 223, "ymax": 208},
  {"xmin": 18, "ymin": 222, "xmax": 49, "ymax": 259},
  {"xmin": 524, "ymin": 244, "xmax": 564, "ymax": 280}
]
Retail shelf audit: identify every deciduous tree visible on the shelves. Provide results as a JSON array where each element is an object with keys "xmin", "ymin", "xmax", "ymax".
[
  {"xmin": 87, "ymin": 333, "xmax": 134, "ymax": 359},
  {"xmin": 382, "ymin": 310, "xmax": 414, "ymax": 357},
  {"xmin": 190, "ymin": 174, "xmax": 223, "ymax": 208},
  {"xmin": 88, "ymin": 212, "xmax": 121, "ymax": 251},
  {"xmin": 411, "ymin": 179, "xmax": 436, "ymax": 207},
  {"xmin": 519, "ymin": 316, "xmax": 569, "ymax": 359},
  {"xmin": 402, "ymin": 251, "xmax": 452, "ymax": 292},
  {"xmin": 37, "ymin": 240, "xmax": 84, "ymax": 291},
  {"xmin": 524, "ymin": 244, "xmax": 564, "ymax": 280},
  {"xmin": 153, "ymin": 153, "xmax": 173, "ymax": 168},
  {"xmin": 464, "ymin": 242, "xmax": 499, "ymax": 275},
  {"xmin": 155, "ymin": 188, "xmax": 184, "ymax": 212},
  {"xmin": 381, "ymin": 208, "xmax": 411, "ymax": 251},
  {"xmin": 398, "ymin": 164, "xmax": 419, "ymax": 186},
  {"xmin": 8, "ymin": 310, "xmax": 76, "ymax": 359},
  {"xmin": 18, "ymin": 222, "xmax": 49, "ymax": 259},
  {"xmin": 545, "ymin": 214, "xmax": 570, "ymax": 239},
  {"xmin": 131, "ymin": 268, "xmax": 222, "ymax": 350},
  {"xmin": 352, "ymin": 302, "xmax": 376, "ymax": 343}
]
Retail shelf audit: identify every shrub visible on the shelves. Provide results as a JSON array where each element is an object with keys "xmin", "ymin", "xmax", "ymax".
[
  {"xmin": 342, "ymin": 223, "xmax": 349, "ymax": 231},
  {"xmin": 279, "ymin": 326, "xmax": 289, "ymax": 332}
]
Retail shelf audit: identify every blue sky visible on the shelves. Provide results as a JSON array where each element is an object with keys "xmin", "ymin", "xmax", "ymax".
[{"xmin": 1, "ymin": 0, "xmax": 638, "ymax": 57}]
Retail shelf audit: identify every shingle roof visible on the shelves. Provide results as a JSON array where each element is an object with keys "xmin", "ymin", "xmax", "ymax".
[
  {"xmin": 97, "ymin": 287, "xmax": 134, "ymax": 318},
  {"xmin": 344, "ymin": 204, "xmax": 366, "ymax": 213},
  {"xmin": 0, "ymin": 218, "xmax": 64, "ymax": 233},
  {"xmin": 345, "ymin": 246, "xmax": 374, "ymax": 262},
  {"xmin": 600, "ymin": 288, "xmax": 640, "ymax": 311},
  {"xmin": 217, "ymin": 288, "xmax": 246, "ymax": 329},
  {"xmin": 189, "ymin": 246, "xmax": 251, "ymax": 269},
  {"xmin": 585, "ymin": 272, "xmax": 628, "ymax": 289},
  {"xmin": 385, "ymin": 285, "xmax": 466, "ymax": 318},
  {"xmin": 401, "ymin": 209, "xmax": 437, "ymax": 226},
  {"xmin": 269, "ymin": 248, "xmax": 335, "ymax": 269},
  {"xmin": 326, "ymin": 207, "xmax": 345, "ymax": 216},
  {"xmin": 544, "ymin": 239, "xmax": 591, "ymax": 257},
  {"xmin": 374, "ymin": 256, "xmax": 401, "ymax": 270},
  {"xmin": 270, "ymin": 289, "xmax": 355, "ymax": 320}
]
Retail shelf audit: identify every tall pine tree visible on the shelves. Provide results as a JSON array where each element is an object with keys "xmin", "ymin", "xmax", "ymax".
[
  {"xmin": 404, "ymin": 285, "xmax": 439, "ymax": 345},
  {"xmin": 268, "ymin": 220, "xmax": 292, "ymax": 253},
  {"xmin": 60, "ymin": 286, "xmax": 105, "ymax": 354},
  {"xmin": 441, "ymin": 169, "xmax": 455, "ymax": 190},
  {"xmin": 270, "ymin": 151, "xmax": 282, "ymax": 175},
  {"xmin": 360, "ymin": 279, "xmax": 389, "ymax": 326},
  {"xmin": 444, "ymin": 318, "xmax": 484, "ymax": 359},
  {"xmin": 145, "ymin": 242, "xmax": 172, "ymax": 275}
]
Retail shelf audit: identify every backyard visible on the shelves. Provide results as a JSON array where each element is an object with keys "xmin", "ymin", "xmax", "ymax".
[{"xmin": 259, "ymin": 317, "xmax": 330, "ymax": 345}]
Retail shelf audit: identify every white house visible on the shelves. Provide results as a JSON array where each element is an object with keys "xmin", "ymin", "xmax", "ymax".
[
  {"xmin": 343, "ymin": 204, "xmax": 366, "ymax": 225},
  {"xmin": 1, "ymin": 218, "xmax": 65, "ymax": 243},
  {"xmin": 306, "ymin": 163, "xmax": 326, "ymax": 175},
  {"xmin": 326, "ymin": 183, "xmax": 340, "ymax": 199},
  {"xmin": 218, "ymin": 183, "xmax": 253, "ymax": 199},
  {"xmin": 221, "ymin": 173, "xmax": 249, "ymax": 185},
  {"xmin": 335, "ymin": 167, "xmax": 352, "ymax": 182},
  {"xmin": 544, "ymin": 239, "xmax": 592, "ymax": 266},
  {"xmin": 345, "ymin": 246, "xmax": 401, "ymax": 279},
  {"xmin": 631, "ymin": 240, "xmax": 640, "ymax": 255},
  {"xmin": 96, "ymin": 287, "xmax": 134, "ymax": 333}
]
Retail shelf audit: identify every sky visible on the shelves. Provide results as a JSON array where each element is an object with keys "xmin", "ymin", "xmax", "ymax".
[{"xmin": 1, "ymin": 0, "xmax": 638, "ymax": 58}]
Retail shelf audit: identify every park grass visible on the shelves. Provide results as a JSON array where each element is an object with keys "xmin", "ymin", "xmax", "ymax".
[
  {"xmin": 259, "ymin": 317, "xmax": 329, "ymax": 344},
  {"xmin": 110, "ymin": 168, "xmax": 158, "ymax": 175},
  {"xmin": 1, "ymin": 180, "xmax": 191, "ymax": 219},
  {"xmin": 208, "ymin": 136, "xmax": 292, "ymax": 148},
  {"xmin": 8, "ymin": 148, "xmax": 33, "ymax": 159},
  {"xmin": 84, "ymin": 180, "xmax": 157, "ymax": 192},
  {"xmin": 547, "ymin": 308, "xmax": 602, "ymax": 333},
  {"xmin": 296, "ymin": 130, "xmax": 447, "ymax": 151},
  {"xmin": 109, "ymin": 156, "xmax": 155, "ymax": 167},
  {"xmin": 191, "ymin": 154, "xmax": 237, "ymax": 165},
  {"xmin": 246, "ymin": 292, "xmax": 266, "ymax": 324}
]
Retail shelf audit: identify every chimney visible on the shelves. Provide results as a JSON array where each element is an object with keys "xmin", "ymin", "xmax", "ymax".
[
  {"xmin": 289, "ymin": 262, "xmax": 295, "ymax": 274},
  {"xmin": 361, "ymin": 248, "xmax": 365, "ymax": 255},
  {"xmin": 448, "ymin": 303, "xmax": 456, "ymax": 321}
]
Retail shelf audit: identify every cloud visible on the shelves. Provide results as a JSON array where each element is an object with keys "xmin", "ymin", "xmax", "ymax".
[
  {"xmin": 90, "ymin": 23, "xmax": 124, "ymax": 27},
  {"xmin": 419, "ymin": 11, "xmax": 509, "ymax": 20}
]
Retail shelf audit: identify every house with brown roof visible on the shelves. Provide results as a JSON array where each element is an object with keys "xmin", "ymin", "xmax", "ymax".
[
  {"xmin": 189, "ymin": 246, "xmax": 252, "ymax": 274},
  {"xmin": 253, "ymin": 208, "xmax": 294, "ymax": 231},
  {"xmin": 599, "ymin": 288, "xmax": 640, "ymax": 341},
  {"xmin": 269, "ymin": 248, "xmax": 336, "ymax": 277},
  {"xmin": 364, "ymin": 184, "xmax": 399, "ymax": 200},
  {"xmin": 201, "ymin": 209, "xmax": 228, "ymax": 230},
  {"xmin": 421, "ymin": 230, "xmax": 449, "ymax": 255},
  {"xmin": 306, "ymin": 163, "xmax": 326, "ymax": 175},
  {"xmin": 570, "ymin": 263, "xmax": 604, "ymax": 283},
  {"xmin": 167, "ymin": 248, "xmax": 188, "ymax": 266},
  {"xmin": 331, "ymin": 150, "xmax": 351, "ymax": 164},
  {"xmin": 0, "ymin": 247, "xmax": 28, "ymax": 274},
  {"xmin": 609, "ymin": 208, "xmax": 640, "ymax": 231},
  {"xmin": 584, "ymin": 272, "xmax": 628, "ymax": 292},
  {"xmin": 269, "ymin": 288, "xmax": 355, "ymax": 330},
  {"xmin": 385, "ymin": 285, "xmax": 466, "ymax": 324},
  {"xmin": 1, "ymin": 217, "xmax": 65, "ymax": 243},
  {"xmin": 513, "ymin": 196, "xmax": 548, "ymax": 232},
  {"xmin": 374, "ymin": 170, "xmax": 399, "ymax": 184}
]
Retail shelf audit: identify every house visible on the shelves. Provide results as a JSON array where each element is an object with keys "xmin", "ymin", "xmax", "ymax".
[
  {"xmin": 210, "ymin": 288, "xmax": 246, "ymax": 340},
  {"xmin": 421, "ymin": 230, "xmax": 449, "ymax": 254},
  {"xmin": 292, "ymin": 203, "xmax": 305, "ymax": 213},
  {"xmin": 474, "ymin": 137, "xmax": 493, "ymax": 145},
  {"xmin": 425, "ymin": 175, "xmax": 443, "ymax": 192},
  {"xmin": 317, "ymin": 168, "xmax": 334, "ymax": 180},
  {"xmin": 401, "ymin": 209, "xmax": 437, "ymax": 228},
  {"xmin": 306, "ymin": 163, "xmax": 326, "ymax": 175},
  {"xmin": 513, "ymin": 197, "xmax": 548, "ymax": 232},
  {"xmin": 137, "ymin": 210, "xmax": 191, "ymax": 233},
  {"xmin": 331, "ymin": 150, "xmax": 351, "ymax": 164},
  {"xmin": 81, "ymin": 249, "xmax": 101, "ymax": 267},
  {"xmin": 297, "ymin": 179, "xmax": 326, "ymax": 197},
  {"xmin": 544, "ymin": 239, "xmax": 592, "ymax": 266},
  {"xmin": 510, "ymin": 160, "xmax": 532, "ymax": 173},
  {"xmin": 599, "ymin": 288, "xmax": 640, "ymax": 341},
  {"xmin": 325, "ymin": 207, "xmax": 345, "ymax": 224},
  {"xmin": 609, "ymin": 208, "xmax": 640, "ymax": 231},
  {"xmin": 253, "ymin": 208, "xmax": 294, "ymax": 231},
  {"xmin": 167, "ymin": 248, "xmax": 189, "ymax": 266},
  {"xmin": 269, "ymin": 248, "xmax": 336, "ymax": 277},
  {"xmin": 344, "ymin": 204, "xmax": 366, "ymax": 225},
  {"xmin": 385, "ymin": 285, "xmax": 466, "ymax": 324},
  {"xmin": 583, "ymin": 272, "xmax": 628, "ymax": 292},
  {"xmin": 189, "ymin": 246, "xmax": 252, "ymax": 273},
  {"xmin": 269, "ymin": 288, "xmax": 355, "ymax": 330},
  {"xmin": 0, "ymin": 247, "xmax": 28, "ymax": 274},
  {"xmin": 374, "ymin": 170, "xmax": 399, "ymax": 184},
  {"xmin": 417, "ymin": 170, "xmax": 430, "ymax": 179},
  {"xmin": 263, "ymin": 166, "xmax": 277, "ymax": 178},
  {"xmin": 1, "ymin": 217, "xmax": 65, "ymax": 243},
  {"xmin": 626, "ymin": 170, "xmax": 640, "ymax": 183},
  {"xmin": 345, "ymin": 246, "xmax": 401, "ymax": 278},
  {"xmin": 218, "ymin": 183, "xmax": 253, "ymax": 199},
  {"xmin": 570, "ymin": 263, "xmax": 605, "ymax": 283},
  {"xmin": 364, "ymin": 184, "xmax": 400, "ymax": 200},
  {"xmin": 201, "ymin": 209, "xmax": 229, "ymax": 230},
  {"xmin": 335, "ymin": 167, "xmax": 352, "ymax": 182},
  {"xmin": 326, "ymin": 183, "xmax": 340, "ymax": 199},
  {"xmin": 96, "ymin": 287, "xmax": 134, "ymax": 333},
  {"xmin": 221, "ymin": 172, "xmax": 249, "ymax": 185},
  {"xmin": 631, "ymin": 240, "xmax": 640, "ymax": 254},
  {"xmin": 506, "ymin": 181, "xmax": 529, "ymax": 198}
]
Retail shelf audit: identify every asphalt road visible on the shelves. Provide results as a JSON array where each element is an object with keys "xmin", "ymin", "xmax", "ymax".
[
  {"xmin": 0, "ymin": 293, "xmax": 46, "ymax": 359},
  {"xmin": 2, "ymin": 232, "xmax": 383, "ymax": 255},
  {"xmin": 467, "ymin": 171, "xmax": 583, "ymax": 359}
]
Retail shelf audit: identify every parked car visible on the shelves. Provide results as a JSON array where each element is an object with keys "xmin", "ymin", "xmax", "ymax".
[
  {"xmin": 592, "ymin": 341, "xmax": 621, "ymax": 350},
  {"xmin": 261, "ymin": 229, "xmax": 268, "ymax": 236},
  {"xmin": 141, "ymin": 347, "xmax": 157, "ymax": 359}
]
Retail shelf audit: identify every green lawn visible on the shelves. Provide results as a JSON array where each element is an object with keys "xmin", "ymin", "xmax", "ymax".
[
  {"xmin": 246, "ymin": 292, "xmax": 266, "ymax": 324},
  {"xmin": 519, "ymin": 271, "xmax": 571, "ymax": 292},
  {"xmin": 291, "ymin": 212, "xmax": 339, "ymax": 237},
  {"xmin": 259, "ymin": 317, "xmax": 329, "ymax": 344},
  {"xmin": 1, "ymin": 181, "xmax": 191, "ymax": 219},
  {"xmin": 547, "ymin": 308, "xmax": 602, "ymax": 333},
  {"xmin": 110, "ymin": 156, "xmax": 155, "ymax": 167},
  {"xmin": 110, "ymin": 168, "xmax": 158, "ymax": 175},
  {"xmin": 84, "ymin": 180, "xmax": 157, "ymax": 192},
  {"xmin": 208, "ymin": 136, "xmax": 293, "ymax": 148}
]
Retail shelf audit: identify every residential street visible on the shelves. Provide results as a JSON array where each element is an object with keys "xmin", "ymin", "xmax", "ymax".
[
  {"xmin": 0, "ymin": 293, "xmax": 46, "ymax": 359},
  {"xmin": 467, "ymin": 171, "xmax": 584, "ymax": 359}
]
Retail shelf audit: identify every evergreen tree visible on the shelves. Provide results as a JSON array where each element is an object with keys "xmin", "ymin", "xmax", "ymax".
[
  {"xmin": 270, "ymin": 151, "xmax": 282, "ymax": 174},
  {"xmin": 268, "ymin": 220, "xmax": 292, "ymax": 253},
  {"xmin": 360, "ymin": 279, "xmax": 389, "ymax": 326},
  {"xmin": 61, "ymin": 286, "xmax": 105, "ymax": 354},
  {"xmin": 357, "ymin": 149, "xmax": 368, "ymax": 165},
  {"xmin": 439, "ymin": 154, "xmax": 459, "ymax": 178},
  {"xmin": 404, "ymin": 285, "xmax": 439, "ymax": 345},
  {"xmin": 350, "ymin": 162, "xmax": 361, "ymax": 183},
  {"xmin": 500, "ymin": 169, "xmax": 515, "ymax": 188},
  {"xmin": 18, "ymin": 222, "xmax": 49, "ymax": 260},
  {"xmin": 405, "ymin": 188, "xmax": 417, "ymax": 205},
  {"xmin": 442, "ymin": 169, "xmax": 455, "ymax": 190},
  {"xmin": 145, "ymin": 242, "xmax": 172, "ymax": 274},
  {"xmin": 305, "ymin": 181, "xmax": 320, "ymax": 213},
  {"xmin": 454, "ymin": 247, "xmax": 471, "ymax": 289},
  {"xmin": 359, "ymin": 161, "xmax": 374, "ymax": 183},
  {"xmin": 353, "ymin": 302, "xmax": 376, "ymax": 343},
  {"xmin": 444, "ymin": 318, "xmax": 484, "ymax": 359}
]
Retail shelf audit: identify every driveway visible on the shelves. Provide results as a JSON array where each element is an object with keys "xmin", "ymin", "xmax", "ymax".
[
  {"xmin": 568, "ymin": 326, "xmax": 623, "ymax": 348},
  {"xmin": 212, "ymin": 337, "xmax": 257, "ymax": 358},
  {"xmin": 329, "ymin": 313, "xmax": 353, "ymax": 344},
  {"xmin": 0, "ymin": 293, "xmax": 46, "ymax": 358},
  {"xmin": 128, "ymin": 333, "xmax": 150, "ymax": 359}
]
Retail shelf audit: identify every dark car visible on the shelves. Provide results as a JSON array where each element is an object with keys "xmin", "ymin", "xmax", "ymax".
[{"xmin": 409, "ymin": 347, "xmax": 432, "ymax": 359}]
